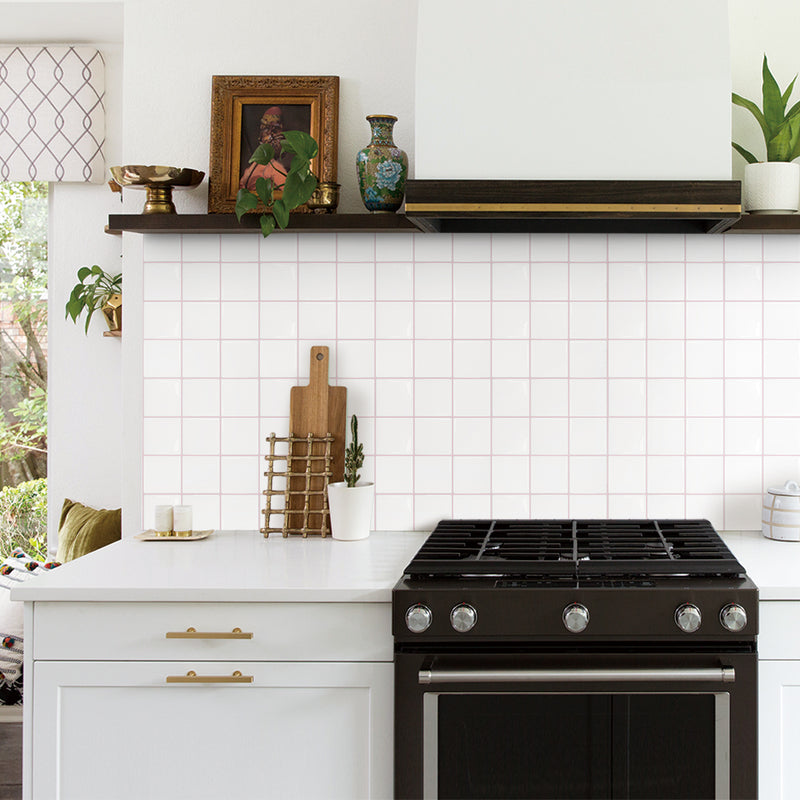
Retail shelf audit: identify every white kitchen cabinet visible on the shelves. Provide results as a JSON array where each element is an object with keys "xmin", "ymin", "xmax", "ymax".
[
  {"xmin": 759, "ymin": 659, "xmax": 800, "ymax": 800},
  {"xmin": 31, "ymin": 659, "xmax": 391, "ymax": 800}
]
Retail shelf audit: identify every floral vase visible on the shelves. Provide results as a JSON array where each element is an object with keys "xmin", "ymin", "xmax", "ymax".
[{"xmin": 356, "ymin": 114, "xmax": 408, "ymax": 213}]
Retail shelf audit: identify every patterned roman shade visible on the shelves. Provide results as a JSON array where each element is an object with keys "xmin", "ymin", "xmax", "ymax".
[{"xmin": 0, "ymin": 46, "xmax": 105, "ymax": 182}]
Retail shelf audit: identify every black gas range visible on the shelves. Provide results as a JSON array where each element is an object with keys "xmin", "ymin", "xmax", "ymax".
[{"xmin": 393, "ymin": 519, "xmax": 758, "ymax": 800}]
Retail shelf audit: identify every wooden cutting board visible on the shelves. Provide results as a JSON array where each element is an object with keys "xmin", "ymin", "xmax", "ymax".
[{"xmin": 287, "ymin": 346, "xmax": 347, "ymax": 530}]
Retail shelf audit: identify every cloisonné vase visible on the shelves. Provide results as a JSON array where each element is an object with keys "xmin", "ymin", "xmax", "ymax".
[{"xmin": 356, "ymin": 115, "xmax": 408, "ymax": 213}]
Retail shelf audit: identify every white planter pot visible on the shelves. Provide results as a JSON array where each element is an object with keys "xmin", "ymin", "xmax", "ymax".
[
  {"xmin": 327, "ymin": 481, "xmax": 374, "ymax": 541},
  {"xmin": 744, "ymin": 161, "xmax": 800, "ymax": 214}
]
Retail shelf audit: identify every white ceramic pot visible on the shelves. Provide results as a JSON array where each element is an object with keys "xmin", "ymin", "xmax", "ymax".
[
  {"xmin": 762, "ymin": 480, "xmax": 800, "ymax": 541},
  {"xmin": 327, "ymin": 481, "xmax": 374, "ymax": 541},
  {"xmin": 743, "ymin": 161, "xmax": 800, "ymax": 214}
]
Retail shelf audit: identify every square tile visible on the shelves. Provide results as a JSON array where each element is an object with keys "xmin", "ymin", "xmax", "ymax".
[
  {"xmin": 182, "ymin": 455, "xmax": 221, "ymax": 493},
  {"xmin": 492, "ymin": 340, "xmax": 530, "ymax": 377},
  {"xmin": 724, "ymin": 378, "xmax": 762, "ymax": 417},
  {"xmin": 182, "ymin": 495, "xmax": 221, "ymax": 530},
  {"xmin": 260, "ymin": 233, "xmax": 297, "ymax": 261},
  {"xmin": 221, "ymin": 418, "xmax": 260, "ymax": 455},
  {"xmin": 336, "ymin": 340, "xmax": 375, "ymax": 379},
  {"xmin": 646, "ymin": 455, "xmax": 685, "ymax": 493},
  {"xmin": 569, "ymin": 455, "xmax": 607, "ymax": 493},
  {"xmin": 569, "ymin": 262, "xmax": 607, "ymax": 299},
  {"xmin": 259, "ymin": 340, "xmax": 298, "ymax": 377},
  {"xmin": 454, "ymin": 302, "xmax": 490, "ymax": 339},
  {"xmin": 570, "ymin": 340, "xmax": 607, "ymax": 379},
  {"xmin": 220, "ymin": 456, "xmax": 264, "ymax": 494},
  {"xmin": 531, "ymin": 340, "xmax": 569, "ymax": 377},
  {"xmin": 764, "ymin": 419, "xmax": 800, "ymax": 455},
  {"xmin": 415, "ymin": 302, "xmax": 452, "ymax": 339},
  {"xmin": 492, "ymin": 263, "xmax": 530, "ymax": 300},
  {"xmin": 143, "ymin": 419, "xmax": 181, "ymax": 455},
  {"xmin": 221, "ymin": 302, "xmax": 259, "ymax": 339},
  {"xmin": 724, "ymin": 494, "xmax": 761, "ymax": 531},
  {"xmin": 725, "ymin": 262, "xmax": 762, "ymax": 301},
  {"xmin": 453, "ymin": 456, "xmax": 492, "ymax": 494},
  {"xmin": 532, "ymin": 494, "xmax": 570, "ymax": 517},
  {"xmin": 608, "ymin": 494, "xmax": 648, "ymax": 518},
  {"xmin": 453, "ymin": 233, "xmax": 491, "ymax": 262},
  {"xmin": 375, "ymin": 379, "xmax": 413, "ymax": 416},
  {"xmin": 143, "ymin": 234, "xmax": 182, "ymax": 261},
  {"xmin": 569, "ymin": 301, "xmax": 606, "ymax": 339},
  {"xmin": 647, "ymin": 235, "xmax": 685, "ymax": 262},
  {"xmin": 724, "ymin": 340, "xmax": 762, "ymax": 378},
  {"xmin": 259, "ymin": 302, "xmax": 297, "ymax": 340},
  {"xmin": 492, "ymin": 378, "xmax": 531, "ymax": 416},
  {"xmin": 686, "ymin": 302, "xmax": 723, "ymax": 339},
  {"xmin": 608, "ymin": 263, "xmax": 646, "ymax": 301},
  {"xmin": 492, "ymin": 417, "xmax": 530, "ymax": 455},
  {"xmin": 299, "ymin": 262, "xmax": 336, "ymax": 300},
  {"xmin": 608, "ymin": 378, "xmax": 646, "ymax": 417},
  {"xmin": 531, "ymin": 417, "xmax": 569, "ymax": 455},
  {"xmin": 764, "ymin": 302, "xmax": 800, "ymax": 338},
  {"xmin": 374, "ymin": 494, "xmax": 413, "ymax": 530},
  {"xmin": 414, "ymin": 418, "xmax": 452, "ymax": 455},
  {"xmin": 724, "ymin": 302, "xmax": 762, "ymax": 339},
  {"xmin": 415, "ymin": 456, "xmax": 452, "ymax": 493},
  {"xmin": 453, "ymin": 263, "xmax": 491, "ymax": 300},
  {"xmin": 182, "ymin": 379, "xmax": 220, "ymax": 417},
  {"xmin": 723, "ymin": 235, "xmax": 762, "ymax": 262},
  {"xmin": 453, "ymin": 379, "xmax": 491, "ymax": 416},
  {"xmin": 569, "ymin": 379, "xmax": 607, "ymax": 417},
  {"xmin": 415, "ymin": 340, "xmax": 451, "ymax": 377},
  {"xmin": 764, "ymin": 341, "xmax": 800, "ymax": 378},
  {"xmin": 764, "ymin": 378, "xmax": 800, "ymax": 417},
  {"xmin": 260, "ymin": 263, "xmax": 297, "ymax": 301},
  {"xmin": 415, "ymin": 496, "xmax": 454, "ymax": 530},
  {"xmin": 647, "ymin": 340, "xmax": 684, "ymax": 377},
  {"xmin": 685, "ymin": 236, "xmax": 722, "ymax": 262},
  {"xmin": 763, "ymin": 236, "xmax": 800, "ymax": 262},
  {"xmin": 531, "ymin": 234, "xmax": 568, "ymax": 262},
  {"xmin": 492, "ymin": 302, "xmax": 530, "ymax": 339},
  {"xmin": 646, "ymin": 379, "xmax": 684, "ymax": 416},
  {"xmin": 647, "ymin": 418, "xmax": 685, "ymax": 455},
  {"xmin": 144, "ymin": 262, "xmax": 181, "ymax": 301},
  {"xmin": 376, "ymin": 301, "xmax": 413, "ymax": 339},
  {"xmin": 686, "ymin": 263, "xmax": 723, "ymax": 300},
  {"xmin": 608, "ymin": 418, "xmax": 647, "ymax": 455},
  {"xmin": 415, "ymin": 379, "xmax": 452, "ymax": 416},
  {"xmin": 220, "ymin": 340, "xmax": 259, "ymax": 378},
  {"xmin": 647, "ymin": 263, "xmax": 685, "ymax": 300},
  {"xmin": 376, "ymin": 455, "xmax": 413, "ymax": 493},
  {"xmin": 531, "ymin": 455, "xmax": 569, "ymax": 493},
  {"xmin": 453, "ymin": 340, "xmax": 491, "ymax": 378},
  {"xmin": 724, "ymin": 418, "xmax": 763, "ymax": 455},
  {"xmin": 647, "ymin": 302, "xmax": 684, "ymax": 339},
  {"xmin": 182, "ymin": 302, "xmax": 220, "ymax": 339},
  {"xmin": 724, "ymin": 455, "xmax": 762, "ymax": 493},
  {"xmin": 143, "ymin": 303, "xmax": 180, "ymax": 339},
  {"xmin": 376, "ymin": 262, "xmax": 413, "ymax": 301},
  {"xmin": 182, "ymin": 262, "xmax": 220, "ymax": 301},
  {"xmin": 491, "ymin": 234, "xmax": 529, "ymax": 262},
  {"xmin": 569, "ymin": 418, "xmax": 607, "ymax": 455},
  {"xmin": 143, "ymin": 455, "xmax": 181, "ymax": 494},
  {"xmin": 531, "ymin": 263, "xmax": 568, "ymax": 300},
  {"xmin": 608, "ymin": 455, "xmax": 646, "ymax": 493},
  {"xmin": 414, "ymin": 232, "xmax": 453, "ymax": 262},
  {"xmin": 686, "ymin": 417, "xmax": 723, "ymax": 455},
  {"xmin": 685, "ymin": 456, "xmax": 724, "ymax": 494},
  {"xmin": 376, "ymin": 233, "xmax": 414, "ymax": 262},
  {"xmin": 221, "ymin": 379, "xmax": 259, "ymax": 417},
  {"xmin": 143, "ymin": 340, "xmax": 181, "ymax": 378},
  {"xmin": 221, "ymin": 235, "xmax": 258, "ymax": 263},
  {"xmin": 182, "ymin": 418, "xmax": 221, "ymax": 455},
  {"xmin": 179, "ymin": 236, "xmax": 220, "ymax": 263},
  {"xmin": 531, "ymin": 378, "xmax": 568, "ymax": 416},
  {"xmin": 298, "ymin": 233, "xmax": 336, "ymax": 262},
  {"xmin": 336, "ymin": 234, "xmax": 375, "ymax": 263},
  {"xmin": 222, "ymin": 262, "xmax": 259, "ymax": 301},
  {"xmin": 453, "ymin": 418, "xmax": 491, "ymax": 454},
  {"xmin": 337, "ymin": 263, "xmax": 375, "ymax": 300},
  {"xmin": 568, "ymin": 234, "xmax": 607, "ymax": 262},
  {"xmin": 259, "ymin": 379, "xmax": 294, "ymax": 418},
  {"xmin": 375, "ymin": 418, "xmax": 413, "ymax": 455},
  {"xmin": 608, "ymin": 302, "xmax": 646, "ymax": 339},
  {"xmin": 686, "ymin": 378, "xmax": 723, "ymax": 417},
  {"xmin": 491, "ymin": 455, "xmax": 530, "ymax": 493},
  {"xmin": 608, "ymin": 340, "xmax": 646, "ymax": 378},
  {"xmin": 144, "ymin": 379, "xmax": 181, "ymax": 417},
  {"xmin": 220, "ymin": 495, "xmax": 261, "ymax": 530},
  {"xmin": 415, "ymin": 263, "xmax": 452, "ymax": 300},
  {"xmin": 298, "ymin": 301, "xmax": 336, "ymax": 339},
  {"xmin": 337, "ymin": 301, "xmax": 375, "ymax": 339},
  {"xmin": 608, "ymin": 234, "xmax": 646, "ymax": 262},
  {"xmin": 686, "ymin": 340, "xmax": 723, "ymax": 378}
]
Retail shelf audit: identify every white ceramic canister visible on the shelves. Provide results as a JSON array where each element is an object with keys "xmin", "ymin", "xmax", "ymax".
[{"xmin": 762, "ymin": 480, "xmax": 800, "ymax": 541}]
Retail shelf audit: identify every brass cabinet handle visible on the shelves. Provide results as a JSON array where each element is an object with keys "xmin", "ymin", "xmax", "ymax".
[
  {"xmin": 165, "ymin": 627, "xmax": 253, "ymax": 640},
  {"xmin": 166, "ymin": 670, "xmax": 253, "ymax": 684}
]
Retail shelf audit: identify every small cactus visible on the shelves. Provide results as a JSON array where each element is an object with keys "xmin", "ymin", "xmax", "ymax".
[{"xmin": 344, "ymin": 415, "xmax": 364, "ymax": 488}]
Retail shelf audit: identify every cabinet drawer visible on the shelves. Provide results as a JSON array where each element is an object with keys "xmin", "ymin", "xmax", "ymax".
[{"xmin": 32, "ymin": 601, "xmax": 392, "ymax": 662}]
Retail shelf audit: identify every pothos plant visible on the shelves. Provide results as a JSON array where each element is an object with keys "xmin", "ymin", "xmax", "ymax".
[
  {"xmin": 65, "ymin": 265, "xmax": 122, "ymax": 334},
  {"xmin": 733, "ymin": 55, "xmax": 800, "ymax": 164},
  {"xmin": 344, "ymin": 414, "xmax": 364, "ymax": 488},
  {"xmin": 235, "ymin": 130, "xmax": 319, "ymax": 236}
]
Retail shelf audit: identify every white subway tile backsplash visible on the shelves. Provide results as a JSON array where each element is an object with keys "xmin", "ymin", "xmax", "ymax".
[{"xmin": 139, "ymin": 231, "xmax": 800, "ymax": 530}]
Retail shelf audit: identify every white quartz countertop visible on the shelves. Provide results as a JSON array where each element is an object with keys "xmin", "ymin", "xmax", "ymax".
[
  {"xmin": 721, "ymin": 530, "xmax": 800, "ymax": 601},
  {"xmin": 11, "ymin": 530, "xmax": 430, "ymax": 603},
  {"xmin": 12, "ymin": 528, "xmax": 800, "ymax": 604}
]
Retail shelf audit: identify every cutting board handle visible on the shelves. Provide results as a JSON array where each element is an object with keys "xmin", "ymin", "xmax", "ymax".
[{"xmin": 308, "ymin": 345, "xmax": 330, "ymax": 389}]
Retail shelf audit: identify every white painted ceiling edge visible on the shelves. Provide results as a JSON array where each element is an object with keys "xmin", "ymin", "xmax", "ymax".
[{"xmin": 415, "ymin": 0, "xmax": 732, "ymax": 181}]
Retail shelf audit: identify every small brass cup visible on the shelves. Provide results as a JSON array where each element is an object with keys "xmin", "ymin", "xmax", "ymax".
[{"xmin": 306, "ymin": 182, "xmax": 340, "ymax": 214}]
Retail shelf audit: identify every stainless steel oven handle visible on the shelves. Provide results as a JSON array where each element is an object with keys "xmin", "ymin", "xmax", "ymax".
[{"xmin": 418, "ymin": 667, "xmax": 735, "ymax": 685}]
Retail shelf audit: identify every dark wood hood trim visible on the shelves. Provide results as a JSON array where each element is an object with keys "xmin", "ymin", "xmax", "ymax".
[{"xmin": 405, "ymin": 179, "xmax": 742, "ymax": 234}]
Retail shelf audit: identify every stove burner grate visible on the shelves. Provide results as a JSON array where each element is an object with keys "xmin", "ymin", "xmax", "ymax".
[{"xmin": 406, "ymin": 519, "xmax": 744, "ymax": 578}]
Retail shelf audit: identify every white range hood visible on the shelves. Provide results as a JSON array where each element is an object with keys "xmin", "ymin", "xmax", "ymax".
[{"xmin": 414, "ymin": 0, "xmax": 732, "ymax": 181}]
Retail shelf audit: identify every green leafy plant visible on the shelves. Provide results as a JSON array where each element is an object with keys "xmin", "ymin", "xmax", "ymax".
[
  {"xmin": 65, "ymin": 265, "xmax": 122, "ymax": 334},
  {"xmin": 235, "ymin": 130, "xmax": 319, "ymax": 237},
  {"xmin": 733, "ymin": 55, "xmax": 800, "ymax": 163},
  {"xmin": 344, "ymin": 414, "xmax": 364, "ymax": 488},
  {"xmin": 0, "ymin": 478, "xmax": 47, "ymax": 561}
]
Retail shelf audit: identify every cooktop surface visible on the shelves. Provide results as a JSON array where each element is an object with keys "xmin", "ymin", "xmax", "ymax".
[{"xmin": 405, "ymin": 519, "xmax": 745, "ymax": 579}]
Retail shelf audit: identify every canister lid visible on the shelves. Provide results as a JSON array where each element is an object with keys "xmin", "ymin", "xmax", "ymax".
[{"xmin": 768, "ymin": 480, "xmax": 800, "ymax": 496}]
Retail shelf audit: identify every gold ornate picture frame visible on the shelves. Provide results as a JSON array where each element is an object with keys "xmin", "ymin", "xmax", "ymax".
[{"xmin": 208, "ymin": 75, "xmax": 339, "ymax": 213}]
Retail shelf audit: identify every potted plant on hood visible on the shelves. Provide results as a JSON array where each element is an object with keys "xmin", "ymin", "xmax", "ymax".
[
  {"xmin": 327, "ymin": 415, "xmax": 374, "ymax": 541},
  {"xmin": 732, "ymin": 55, "xmax": 800, "ymax": 213},
  {"xmin": 235, "ymin": 130, "xmax": 319, "ymax": 236},
  {"xmin": 65, "ymin": 265, "xmax": 122, "ymax": 334}
]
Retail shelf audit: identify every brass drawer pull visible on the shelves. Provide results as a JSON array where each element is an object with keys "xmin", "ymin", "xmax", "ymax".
[
  {"xmin": 166, "ymin": 670, "xmax": 253, "ymax": 684},
  {"xmin": 165, "ymin": 627, "xmax": 253, "ymax": 640}
]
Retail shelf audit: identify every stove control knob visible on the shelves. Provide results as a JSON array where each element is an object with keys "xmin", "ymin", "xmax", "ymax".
[
  {"xmin": 405, "ymin": 604, "xmax": 432, "ymax": 633},
  {"xmin": 675, "ymin": 603, "xmax": 702, "ymax": 633},
  {"xmin": 450, "ymin": 604, "xmax": 478, "ymax": 633},
  {"xmin": 720, "ymin": 603, "xmax": 748, "ymax": 632},
  {"xmin": 563, "ymin": 603, "xmax": 590, "ymax": 633}
]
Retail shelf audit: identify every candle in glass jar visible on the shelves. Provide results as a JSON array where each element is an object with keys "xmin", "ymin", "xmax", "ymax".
[
  {"xmin": 173, "ymin": 505, "xmax": 193, "ymax": 536},
  {"xmin": 154, "ymin": 505, "xmax": 173, "ymax": 536}
]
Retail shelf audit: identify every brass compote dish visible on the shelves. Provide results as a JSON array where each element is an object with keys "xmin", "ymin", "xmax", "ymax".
[{"xmin": 109, "ymin": 165, "xmax": 205, "ymax": 214}]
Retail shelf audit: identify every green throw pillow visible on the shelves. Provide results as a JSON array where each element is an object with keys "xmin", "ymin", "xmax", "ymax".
[{"xmin": 56, "ymin": 499, "xmax": 121, "ymax": 562}]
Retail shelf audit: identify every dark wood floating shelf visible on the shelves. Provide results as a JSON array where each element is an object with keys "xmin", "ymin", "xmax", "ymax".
[
  {"xmin": 725, "ymin": 214, "xmax": 800, "ymax": 234},
  {"xmin": 404, "ymin": 179, "xmax": 743, "ymax": 234},
  {"xmin": 106, "ymin": 213, "xmax": 420, "ymax": 235}
]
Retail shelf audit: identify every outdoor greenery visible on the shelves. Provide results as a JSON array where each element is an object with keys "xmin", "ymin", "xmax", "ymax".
[
  {"xmin": 0, "ymin": 478, "xmax": 47, "ymax": 561},
  {"xmin": 733, "ymin": 55, "xmax": 800, "ymax": 163},
  {"xmin": 0, "ymin": 181, "xmax": 48, "ymax": 488},
  {"xmin": 234, "ymin": 130, "xmax": 319, "ymax": 236}
]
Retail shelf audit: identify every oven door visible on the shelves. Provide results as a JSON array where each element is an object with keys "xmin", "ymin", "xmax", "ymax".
[{"xmin": 395, "ymin": 649, "xmax": 757, "ymax": 800}]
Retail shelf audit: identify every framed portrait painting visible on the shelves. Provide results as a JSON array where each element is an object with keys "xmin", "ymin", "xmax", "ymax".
[{"xmin": 208, "ymin": 75, "xmax": 339, "ymax": 213}]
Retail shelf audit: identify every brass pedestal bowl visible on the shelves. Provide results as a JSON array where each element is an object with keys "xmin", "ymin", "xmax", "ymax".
[{"xmin": 109, "ymin": 165, "xmax": 205, "ymax": 214}]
